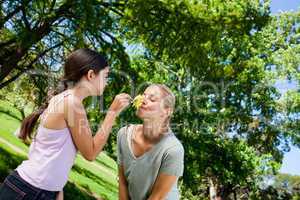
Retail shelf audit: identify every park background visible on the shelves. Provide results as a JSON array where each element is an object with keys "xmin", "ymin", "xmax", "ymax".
[{"xmin": 0, "ymin": 0, "xmax": 299, "ymax": 199}]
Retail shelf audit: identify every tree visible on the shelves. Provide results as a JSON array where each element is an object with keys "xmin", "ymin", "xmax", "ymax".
[
  {"xmin": 1, "ymin": 0, "xmax": 299, "ymax": 199},
  {"xmin": 261, "ymin": 11, "xmax": 300, "ymax": 150},
  {"xmin": 0, "ymin": 0, "xmax": 129, "ymax": 90},
  {"xmin": 121, "ymin": 0, "xmax": 300, "ymax": 198},
  {"xmin": 251, "ymin": 173, "xmax": 300, "ymax": 200},
  {"xmin": 0, "ymin": 75, "xmax": 35, "ymax": 121}
]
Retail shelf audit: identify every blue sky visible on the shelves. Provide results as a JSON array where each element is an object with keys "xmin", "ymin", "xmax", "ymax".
[
  {"xmin": 270, "ymin": 0, "xmax": 300, "ymax": 13},
  {"xmin": 270, "ymin": 0, "xmax": 300, "ymax": 175},
  {"xmin": 275, "ymin": 80, "xmax": 299, "ymax": 175}
]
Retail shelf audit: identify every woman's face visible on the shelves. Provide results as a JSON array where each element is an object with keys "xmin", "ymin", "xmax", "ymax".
[
  {"xmin": 89, "ymin": 67, "xmax": 109, "ymax": 95},
  {"xmin": 136, "ymin": 85, "xmax": 169, "ymax": 120}
]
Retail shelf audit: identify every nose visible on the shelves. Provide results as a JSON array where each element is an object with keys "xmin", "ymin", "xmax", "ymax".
[{"xmin": 142, "ymin": 95, "xmax": 148, "ymax": 105}]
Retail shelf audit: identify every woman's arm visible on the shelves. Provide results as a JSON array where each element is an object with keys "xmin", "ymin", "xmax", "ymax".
[
  {"xmin": 148, "ymin": 145, "xmax": 184, "ymax": 200},
  {"xmin": 147, "ymin": 173, "xmax": 177, "ymax": 200},
  {"xmin": 119, "ymin": 165, "xmax": 130, "ymax": 200},
  {"xmin": 65, "ymin": 93, "xmax": 131, "ymax": 161},
  {"xmin": 56, "ymin": 190, "xmax": 63, "ymax": 200}
]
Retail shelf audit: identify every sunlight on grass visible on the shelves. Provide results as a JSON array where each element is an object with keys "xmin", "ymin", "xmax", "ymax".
[{"xmin": 0, "ymin": 101, "xmax": 119, "ymax": 200}]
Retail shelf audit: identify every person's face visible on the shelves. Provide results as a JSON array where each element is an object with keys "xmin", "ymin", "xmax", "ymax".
[
  {"xmin": 136, "ymin": 85, "xmax": 170, "ymax": 120},
  {"xmin": 87, "ymin": 67, "xmax": 109, "ymax": 96}
]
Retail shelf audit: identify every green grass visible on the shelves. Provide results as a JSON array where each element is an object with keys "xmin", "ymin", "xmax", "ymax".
[
  {"xmin": 70, "ymin": 165, "xmax": 118, "ymax": 199},
  {"xmin": 0, "ymin": 129, "xmax": 28, "ymax": 152},
  {"xmin": 0, "ymin": 100, "xmax": 23, "ymax": 121},
  {"xmin": 95, "ymin": 154, "xmax": 118, "ymax": 171},
  {"xmin": 0, "ymin": 101, "xmax": 118, "ymax": 200},
  {"xmin": 0, "ymin": 145, "xmax": 28, "ymax": 183},
  {"xmin": 0, "ymin": 112, "xmax": 21, "ymax": 133},
  {"xmin": 0, "ymin": 144, "xmax": 97, "ymax": 200}
]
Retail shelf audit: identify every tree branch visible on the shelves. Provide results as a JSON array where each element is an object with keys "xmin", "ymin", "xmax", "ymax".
[
  {"xmin": 101, "ymin": 30, "xmax": 120, "ymax": 45},
  {"xmin": 21, "ymin": 4, "xmax": 31, "ymax": 30},
  {"xmin": 49, "ymin": 0, "xmax": 57, "ymax": 12},
  {"xmin": 0, "ymin": 38, "xmax": 17, "ymax": 48},
  {"xmin": 0, "ymin": 0, "xmax": 32, "ymax": 28},
  {"xmin": 0, "ymin": 40, "xmax": 64, "ymax": 89},
  {"xmin": 0, "ymin": 6, "xmax": 22, "ymax": 27},
  {"xmin": 27, "ymin": 40, "xmax": 65, "ymax": 67},
  {"xmin": 0, "ymin": 68, "xmax": 28, "ymax": 88},
  {"xmin": 99, "ymin": 2, "xmax": 125, "ymax": 17}
]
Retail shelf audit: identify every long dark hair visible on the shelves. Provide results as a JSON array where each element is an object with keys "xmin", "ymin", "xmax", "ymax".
[{"xmin": 19, "ymin": 48, "xmax": 108, "ymax": 142}]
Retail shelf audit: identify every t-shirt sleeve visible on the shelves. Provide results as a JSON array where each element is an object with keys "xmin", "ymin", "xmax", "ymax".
[
  {"xmin": 159, "ymin": 145, "xmax": 184, "ymax": 177},
  {"xmin": 117, "ymin": 126, "xmax": 127, "ymax": 165}
]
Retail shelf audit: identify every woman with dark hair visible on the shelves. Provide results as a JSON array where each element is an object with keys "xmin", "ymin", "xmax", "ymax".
[{"xmin": 0, "ymin": 48, "xmax": 131, "ymax": 200}]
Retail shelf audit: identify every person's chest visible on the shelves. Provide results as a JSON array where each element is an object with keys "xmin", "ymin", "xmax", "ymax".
[
  {"xmin": 131, "ymin": 138, "xmax": 153, "ymax": 158},
  {"xmin": 124, "ymin": 150, "xmax": 164, "ymax": 181},
  {"xmin": 123, "ymin": 139, "xmax": 165, "ymax": 178}
]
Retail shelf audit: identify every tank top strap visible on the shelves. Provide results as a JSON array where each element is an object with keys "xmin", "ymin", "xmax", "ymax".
[
  {"xmin": 40, "ymin": 90, "xmax": 72, "ymax": 124},
  {"xmin": 62, "ymin": 90, "xmax": 72, "ymax": 97}
]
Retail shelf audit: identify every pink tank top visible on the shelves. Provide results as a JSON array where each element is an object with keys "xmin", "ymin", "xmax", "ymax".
[{"xmin": 16, "ymin": 92, "xmax": 77, "ymax": 191}]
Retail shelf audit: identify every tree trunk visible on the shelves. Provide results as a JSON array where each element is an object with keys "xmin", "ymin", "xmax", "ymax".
[
  {"xmin": 209, "ymin": 178, "xmax": 233, "ymax": 200},
  {"xmin": 0, "ymin": 0, "xmax": 72, "ymax": 88},
  {"xmin": 234, "ymin": 190, "xmax": 237, "ymax": 200},
  {"xmin": 209, "ymin": 178, "xmax": 223, "ymax": 200}
]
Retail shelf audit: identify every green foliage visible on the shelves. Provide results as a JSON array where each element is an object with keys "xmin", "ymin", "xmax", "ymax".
[
  {"xmin": 121, "ymin": 0, "xmax": 300, "ymax": 198},
  {"xmin": 122, "ymin": 0, "xmax": 271, "ymax": 78},
  {"xmin": 274, "ymin": 173, "xmax": 300, "ymax": 192},
  {"xmin": 249, "ymin": 173, "xmax": 300, "ymax": 199},
  {"xmin": 250, "ymin": 185, "xmax": 293, "ymax": 200},
  {"xmin": 1, "ymin": 0, "xmax": 299, "ymax": 199},
  {"xmin": 0, "ymin": 76, "xmax": 35, "ymax": 120},
  {"xmin": 0, "ymin": 0, "xmax": 130, "ymax": 98}
]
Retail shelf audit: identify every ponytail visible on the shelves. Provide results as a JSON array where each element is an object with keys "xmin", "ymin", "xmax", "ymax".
[
  {"xmin": 18, "ymin": 48, "xmax": 108, "ymax": 142},
  {"xmin": 18, "ymin": 80, "xmax": 68, "ymax": 142},
  {"xmin": 18, "ymin": 107, "xmax": 46, "ymax": 142}
]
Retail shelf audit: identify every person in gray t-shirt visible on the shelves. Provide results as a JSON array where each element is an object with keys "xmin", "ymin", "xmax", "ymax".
[{"xmin": 117, "ymin": 84, "xmax": 184, "ymax": 200}]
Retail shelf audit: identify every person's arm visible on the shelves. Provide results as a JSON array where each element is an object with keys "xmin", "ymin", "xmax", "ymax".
[
  {"xmin": 148, "ymin": 173, "xmax": 177, "ymax": 200},
  {"xmin": 119, "ymin": 165, "xmax": 130, "ymax": 200},
  {"xmin": 56, "ymin": 190, "xmax": 63, "ymax": 200},
  {"xmin": 65, "ymin": 93, "xmax": 131, "ymax": 161},
  {"xmin": 148, "ymin": 145, "xmax": 184, "ymax": 200}
]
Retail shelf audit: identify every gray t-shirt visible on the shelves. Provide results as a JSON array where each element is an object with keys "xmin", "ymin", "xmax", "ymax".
[{"xmin": 117, "ymin": 125, "xmax": 184, "ymax": 200}]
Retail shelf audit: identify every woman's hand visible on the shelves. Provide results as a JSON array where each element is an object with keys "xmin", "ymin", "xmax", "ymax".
[
  {"xmin": 109, "ymin": 93, "xmax": 132, "ymax": 115},
  {"xmin": 65, "ymin": 93, "xmax": 131, "ymax": 161}
]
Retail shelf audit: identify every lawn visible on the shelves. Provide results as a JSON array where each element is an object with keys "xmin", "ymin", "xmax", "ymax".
[{"xmin": 0, "ymin": 101, "xmax": 118, "ymax": 200}]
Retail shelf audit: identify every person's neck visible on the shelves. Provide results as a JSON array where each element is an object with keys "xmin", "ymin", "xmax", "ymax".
[
  {"xmin": 69, "ymin": 83, "xmax": 91, "ymax": 102},
  {"xmin": 141, "ymin": 119, "xmax": 169, "ymax": 144}
]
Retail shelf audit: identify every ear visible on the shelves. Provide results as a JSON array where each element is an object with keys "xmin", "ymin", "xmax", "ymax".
[
  {"xmin": 164, "ymin": 107, "xmax": 172, "ymax": 117},
  {"xmin": 86, "ymin": 69, "xmax": 95, "ymax": 81}
]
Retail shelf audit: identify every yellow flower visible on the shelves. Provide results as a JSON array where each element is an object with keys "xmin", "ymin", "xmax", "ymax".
[{"xmin": 132, "ymin": 95, "xmax": 143, "ymax": 109}]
